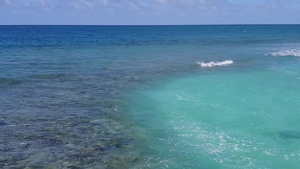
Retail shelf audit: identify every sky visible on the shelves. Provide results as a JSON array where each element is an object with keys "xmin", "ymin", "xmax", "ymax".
[{"xmin": 0, "ymin": 0, "xmax": 300, "ymax": 25}]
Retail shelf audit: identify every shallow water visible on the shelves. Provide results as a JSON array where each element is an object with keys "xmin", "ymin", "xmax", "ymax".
[
  {"xmin": 1, "ymin": 25, "xmax": 300, "ymax": 168},
  {"xmin": 123, "ymin": 67, "xmax": 300, "ymax": 168}
]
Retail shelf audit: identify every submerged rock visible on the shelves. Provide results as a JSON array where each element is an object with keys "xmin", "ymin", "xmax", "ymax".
[
  {"xmin": 0, "ymin": 78, "xmax": 21, "ymax": 85},
  {"xmin": 279, "ymin": 131, "xmax": 300, "ymax": 139}
]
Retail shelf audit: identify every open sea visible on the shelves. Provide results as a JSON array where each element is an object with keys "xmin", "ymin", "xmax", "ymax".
[{"xmin": 1, "ymin": 25, "xmax": 300, "ymax": 168}]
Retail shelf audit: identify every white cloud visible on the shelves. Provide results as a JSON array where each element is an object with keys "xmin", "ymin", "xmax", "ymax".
[
  {"xmin": 0, "ymin": 0, "xmax": 229, "ymax": 13},
  {"xmin": 72, "ymin": 0, "xmax": 95, "ymax": 10},
  {"xmin": 156, "ymin": 0, "xmax": 166, "ymax": 4},
  {"xmin": 0, "ymin": 0, "xmax": 11, "ymax": 5},
  {"xmin": 1, "ymin": 0, "xmax": 299, "ymax": 24}
]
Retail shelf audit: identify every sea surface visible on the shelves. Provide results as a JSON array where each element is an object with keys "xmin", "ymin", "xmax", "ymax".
[{"xmin": 1, "ymin": 25, "xmax": 300, "ymax": 168}]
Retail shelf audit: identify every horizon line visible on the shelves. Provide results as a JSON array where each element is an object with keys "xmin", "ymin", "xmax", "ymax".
[{"xmin": 0, "ymin": 23, "xmax": 300, "ymax": 26}]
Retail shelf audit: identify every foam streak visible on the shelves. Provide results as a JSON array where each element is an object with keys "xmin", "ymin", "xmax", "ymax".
[
  {"xmin": 269, "ymin": 49, "xmax": 300, "ymax": 57},
  {"xmin": 195, "ymin": 60, "xmax": 233, "ymax": 68}
]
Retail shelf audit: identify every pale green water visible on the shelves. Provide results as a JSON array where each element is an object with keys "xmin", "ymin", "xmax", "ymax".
[{"xmin": 123, "ymin": 64, "xmax": 300, "ymax": 168}]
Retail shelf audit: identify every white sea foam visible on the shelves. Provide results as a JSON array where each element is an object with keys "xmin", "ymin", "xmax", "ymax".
[
  {"xmin": 269, "ymin": 49, "xmax": 300, "ymax": 57},
  {"xmin": 195, "ymin": 60, "xmax": 233, "ymax": 68}
]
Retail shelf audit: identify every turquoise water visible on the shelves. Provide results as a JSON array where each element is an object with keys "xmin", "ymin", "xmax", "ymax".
[
  {"xmin": 124, "ymin": 68, "xmax": 300, "ymax": 168},
  {"xmin": 1, "ymin": 25, "xmax": 300, "ymax": 168}
]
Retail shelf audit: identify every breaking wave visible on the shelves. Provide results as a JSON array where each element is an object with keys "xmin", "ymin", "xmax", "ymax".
[
  {"xmin": 269, "ymin": 49, "xmax": 300, "ymax": 57},
  {"xmin": 195, "ymin": 60, "xmax": 233, "ymax": 68}
]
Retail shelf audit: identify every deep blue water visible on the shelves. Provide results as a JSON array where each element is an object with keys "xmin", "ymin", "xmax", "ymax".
[{"xmin": 1, "ymin": 25, "xmax": 300, "ymax": 168}]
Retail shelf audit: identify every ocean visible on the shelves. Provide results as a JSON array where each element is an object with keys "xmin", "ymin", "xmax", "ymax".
[{"xmin": 1, "ymin": 25, "xmax": 300, "ymax": 168}]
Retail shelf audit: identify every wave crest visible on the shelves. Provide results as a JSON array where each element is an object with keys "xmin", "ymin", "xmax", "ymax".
[
  {"xmin": 269, "ymin": 49, "xmax": 300, "ymax": 57},
  {"xmin": 195, "ymin": 60, "xmax": 233, "ymax": 68}
]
